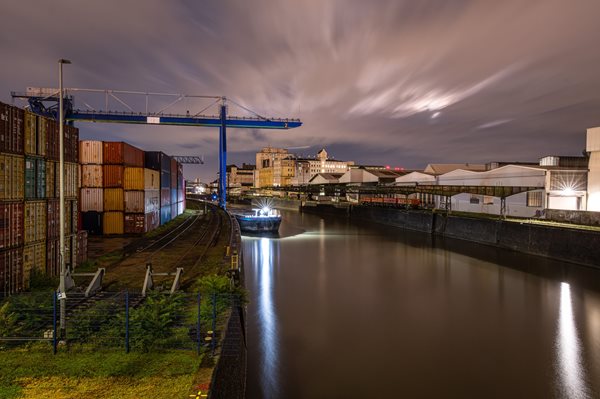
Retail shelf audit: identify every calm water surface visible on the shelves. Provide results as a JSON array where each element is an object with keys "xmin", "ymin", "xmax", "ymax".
[{"xmin": 243, "ymin": 210, "xmax": 600, "ymax": 398}]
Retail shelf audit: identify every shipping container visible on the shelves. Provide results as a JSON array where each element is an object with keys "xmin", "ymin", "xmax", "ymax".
[
  {"xmin": 0, "ymin": 202, "xmax": 23, "ymax": 250},
  {"xmin": 70, "ymin": 199, "xmax": 79, "ymax": 235},
  {"xmin": 37, "ymin": 115, "xmax": 47, "ymax": 157},
  {"xmin": 76, "ymin": 230, "xmax": 88, "ymax": 267},
  {"xmin": 178, "ymin": 201, "xmax": 184, "ymax": 216},
  {"xmin": 161, "ymin": 153, "xmax": 171, "ymax": 173},
  {"xmin": 79, "ymin": 140, "xmax": 103, "ymax": 164},
  {"xmin": 103, "ymin": 164, "xmax": 124, "ymax": 187},
  {"xmin": 64, "ymin": 125, "xmax": 79, "ymax": 163},
  {"xmin": 82, "ymin": 211, "xmax": 103, "ymax": 235},
  {"xmin": 144, "ymin": 168, "xmax": 160, "ymax": 190},
  {"xmin": 103, "ymin": 141, "xmax": 144, "ymax": 166},
  {"xmin": 103, "ymin": 212, "xmax": 124, "ymax": 235},
  {"xmin": 160, "ymin": 170, "xmax": 170, "ymax": 189},
  {"xmin": 124, "ymin": 190, "xmax": 144, "ymax": 213},
  {"xmin": 145, "ymin": 210, "xmax": 160, "ymax": 232},
  {"xmin": 46, "ymin": 119, "xmax": 59, "ymax": 160},
  {"xmin": 81, "ymin": 164, "xmax": 103, "ymax": 187},
  {"xmin": 45, "ymin": 160, "xmax": 56, "ymax": 198},
  {"xmin": 177, "ymin": 187, "xmax": 185, "ymax": 203},
  {"xmin": 24, "ymin": 111, "xmax": 37, "ymax": 155},
  {"xmin": 160, "ymin": 187, "xmax": 170, "ymax": 207},
  {"xmin": 171, "ymin": 188, "xmax": 177, "ymax": 205},
  {"xmin": 160, "ymin": 205, "xmax": 172, "ymax": 225},
  {"xmin": 124, "ymin": 213, "xmax": 145, "ymax": 234},
  {"xmin": 65, "ymin": 162, "xmax": 79, "ymax": 198},
  {"xmin": 35, "ymin": 158, "xmax": 46, "ymax": 198},
  {"xmin": 0, "ymin": 248, "xmax": 24, "ymax": 296},
  {"xmin": 124, "ymin": 167, "xmax": 144, "ymax": 190},
  {"xmin": 170, "ymin": 159, "xmax": 177, "ymax": 189},
  {"xmin": 177, "ymin": 163, "xmax": 183, "ymax": 187},
  {"xmin": 171, "ymin": 203, "xmax": 178, "ymax": 220},
  {"xmin": 46, "ymin": 239, "xmax": 59, "ymax": 277},
  {"xmin": 104, "ymin": 188, "xmax": 124, "ymax": 211},
  {"xmin": 24, "ymin": 200, "xmax": 46, "ymax": 244},
  {"xmin": 47, "ymin": 199, "xmax": 59, "ymax": 240},
  {"xmin": 0, "ymin": 103, "xmax": 24, "ymax": 154},
  {"xmin": 68, "ymin": 234, "xmax": 78, "ymax": 268},
  {"xmin": 80, "ymin": 188, "xmax": 103, "ymax": 212},
  {"xmin": 144, "ymin": 151, "xmax": 162, "ymax": 171},
  {"xmin": 145, "ymin": 189, "xmax": 160, "ymax": 213},
  {"xmin": 23, "ymin": 241, "xmax": 46, "ymax": 287},
  {"xmin": 24, "ymin": 156, "xmax": 37, "ymax": 199},
  {"xmin": 0, "ymin": 154, "xmax": 24, "ymax": 200}
]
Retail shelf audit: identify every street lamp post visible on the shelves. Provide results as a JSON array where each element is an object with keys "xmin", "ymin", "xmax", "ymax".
[{"xmin": 58, "ymin": 58, "xmax": 71, "ymax": 338}]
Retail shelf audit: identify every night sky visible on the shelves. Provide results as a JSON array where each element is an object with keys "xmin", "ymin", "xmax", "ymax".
[{"xmin": 2, "ymin": 1, "xmax": 600, "ymax": 181}]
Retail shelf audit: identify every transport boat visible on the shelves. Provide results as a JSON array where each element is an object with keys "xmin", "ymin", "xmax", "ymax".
[{"xmin": 234, "ymin": 206, "xmax": 282, "ymax": 233}]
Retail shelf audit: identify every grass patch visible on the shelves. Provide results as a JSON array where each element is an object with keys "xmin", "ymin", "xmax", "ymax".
[{"xmin": 0, "ymin": 346, "xmax": 209, "ymax": 399}]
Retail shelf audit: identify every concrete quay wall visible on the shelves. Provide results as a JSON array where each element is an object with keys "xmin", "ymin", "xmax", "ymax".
[{"xmin": 303, "ymin": 204, "xmax": 600, "ymax": 269}]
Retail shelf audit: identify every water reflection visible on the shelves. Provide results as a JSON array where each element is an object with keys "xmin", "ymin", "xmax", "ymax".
[
  {"xmin": 255, "ymin": 237, "xmax": 279, "ymax": 397},
  {"xmin": 556, "ymin": 282, "xmax": 588, "ymax": 399}
]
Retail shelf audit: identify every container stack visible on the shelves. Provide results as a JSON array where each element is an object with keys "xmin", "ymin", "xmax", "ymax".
[
  {"xmin": 1, "ymin": 101, "xmax": 82, "ymax": 295},
  {"xmin": 80, "ymin": 141, "xmax": 103, "ymax": 235}
]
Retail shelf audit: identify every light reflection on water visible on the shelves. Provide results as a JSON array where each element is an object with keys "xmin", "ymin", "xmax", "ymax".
[
  {"xmin": 254, "ymin": 237, "xmax": 279, "ymax": 397},
  {"xmin": 556, "ymin": 282, "xmax": 589, "ymax": 399}
]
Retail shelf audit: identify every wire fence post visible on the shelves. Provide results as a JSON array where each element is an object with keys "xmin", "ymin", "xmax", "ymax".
[
  {"xmin": 211, "ymin": 293, "xmax": 217, "ymax": 355},
  {"xmin": 125, "ymin": 290, "xmax": 130, "ymax": 354},
  {"xmin": 52, "ymin": 290, "xmax": 57, "ymax": 355}
]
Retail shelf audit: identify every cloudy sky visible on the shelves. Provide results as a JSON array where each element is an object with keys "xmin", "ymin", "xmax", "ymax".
[{"xmin": 2, "ymin": 0, "xmax": 600, "ymax": 181}]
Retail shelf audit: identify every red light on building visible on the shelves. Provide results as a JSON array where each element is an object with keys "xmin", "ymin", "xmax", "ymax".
[
  {"xmin": 394, "ymin": 167, "xmax": 400, "ymax": 171},
  {"xmin": 385, "ymin": 165, "xmax": 390, "ymax": 170}
]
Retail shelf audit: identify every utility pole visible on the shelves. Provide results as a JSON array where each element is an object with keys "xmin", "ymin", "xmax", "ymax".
[
  {"xmin": 219, "ymin": 97, "xmax": 227, "ymax": 209},
  {"xmin": 58, "ymin": 58, "xmax": 71, "ymax": 338}
]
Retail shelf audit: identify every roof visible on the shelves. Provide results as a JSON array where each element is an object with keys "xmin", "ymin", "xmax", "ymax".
[
  {"xmin": 424, "ymin": 163, "xmax": 486, "ymax": 175},
  {"xmin": 308, "ymin": 173, "xmax": 344, "ymax": 184}
]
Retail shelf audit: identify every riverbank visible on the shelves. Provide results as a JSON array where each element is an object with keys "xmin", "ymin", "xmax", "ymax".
[{"xmin": 271, "ymin": 199, "xmax": 600, "ymax": 269}]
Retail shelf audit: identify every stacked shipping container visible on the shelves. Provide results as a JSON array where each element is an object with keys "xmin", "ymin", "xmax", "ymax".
[{"xmin": 1, "ymin": 102, "xmax": 83, "ymax": 296}]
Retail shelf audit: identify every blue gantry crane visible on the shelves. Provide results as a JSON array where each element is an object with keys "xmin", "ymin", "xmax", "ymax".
[{"xmin": 12, "ymin": 88, "xmax": 302, "ymax": 208}]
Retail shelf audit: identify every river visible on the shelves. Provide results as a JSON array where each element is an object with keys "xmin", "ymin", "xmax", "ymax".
[{"xmin": 243, "ymin": 209, "xmax": 600, "ymax": 398}]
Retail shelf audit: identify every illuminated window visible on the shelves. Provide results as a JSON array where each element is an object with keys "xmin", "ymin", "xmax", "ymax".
[
  {"xmin": 527, "ymin": 191, "xmax": 543, "ymax": 207},
  {"xmin": 483, "ymin": 196, "xmax": 494, "ymax": 205}
]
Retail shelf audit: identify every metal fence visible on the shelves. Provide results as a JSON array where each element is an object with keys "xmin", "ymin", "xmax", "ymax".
[{"xmin": 0, "ymin": 290, "xmax": 240, "ymax": 355}]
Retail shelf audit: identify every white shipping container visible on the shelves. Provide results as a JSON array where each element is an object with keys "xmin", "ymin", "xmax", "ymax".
[
  {"xmin": 125, "ymin": 190, "xmax": 145, "ymax": 213},
  {"xmin": 144, "ymin": 168, "xmax": 160, "ymax": 190},
  {"xmin": 144, "ymin": 189, "xmax": 160, "ymax": 213},
  {"xmin": 79, "ymin": 140, "xmax": 103, "ymax": 164},
  {"xmin": 80, "ymin": 188, "xmax": 104, "ymax": 212},
  {"xmin": 81, "ymin": 164, "xmax": 103, "ymax": 187}
]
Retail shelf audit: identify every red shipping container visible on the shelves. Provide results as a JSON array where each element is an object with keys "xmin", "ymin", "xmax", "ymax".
[
  {"xmin": 46, "ymin": 119, "xmax": 59, "ymax": 160},
  {"xmin": 103, "ymin": 165, "xmax": 124, "ymax": 187},
  {"xmin": 0, "ymin": 248, "xmax": 24, "ymax": 295},
  {"xmin": 47, "ymin": 199, "xmax": 60, "ymax": 240},
  {"xmin": 0, "ymin": 202, "xmax": 24, "ymax": 250},
  {"xmin": 0, "ymin": 103, "xmax": 25, "ymax": 154},
  {"xmin": 124, "ymin": 213, "xmax": 145, "ymax": 234},
  {"xmin": 103, "ymin": 142, "xmax": 144, "ymax": 166}
]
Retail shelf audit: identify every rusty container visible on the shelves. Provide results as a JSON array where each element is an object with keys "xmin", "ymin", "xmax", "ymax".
[
  {"xmin": 81, "ymin": 164, "xmax": 103, "ymax": 187},
  {"xmin": 79, "ymin": 140, "xmax": 103, "ymax": 164},
  {"xmin": 103, "ymin": 212, "xmax": 124, "ymax": 235},
  {"xmin": 45, "ymin": 160, "xmax": 56, "ymax": 198},
  {"xmin": 80, "ymin": 188, "xmax": 103, "ymax": 212},
  {"xmin": 76, "ymin": 231, "xmax": 88, "ymax": 267},
  {"xmin": 0, "ymin": 248, "xmax": 24, "ymax": 296},
  {"xmin": 124, "ymin": 190, "xmax": 144, "ymax": 213},
  {"xmin": 0, "ymin": 202, "xmax": 24, "ymax": 250},
  {"xmin": 23, "ymin": 241, "xmax": 46, "ymax": 288},
  {"xmin": 124, "ymin": 167, "xmax": 144, "ymax": 190},
  {"xmin": 0, "ymin": 103, "xmax": 24, "ymax": 154},
  {"xmin": 24, "ymin": 111, "xmax": 37, "ymax": 155},
  {"xmin": 24, "ymin": 200, "xmax": 46, "ymax": 244},
  {"xmin": 104, "ymin": 188, "xmax": 124, "ymax": 211},
  {"xmin": 45, "ymin": 118, "xmax": 59, "ymax": 160},
  {"xmin": 46, "ymin": 239, "xmax": 59, "ymax": 277},
  {"xmin": 63, "ymin": 125, "xmax": 79, "ymax": 163},
  {"xmin": 103, "ymin": 141, "xmax": 144, "ymax": 166},
  {"xmin": 0, "ymin": 154, "xmax": 24, "ymax": 200},
  {"xmin": 64, "ymin": 162, "xmax": 79, "ymax": 198},
  {"xmin": 124, "ymin": 213, "xmax": 145, "ymax": 234},
  {"xmin": 36, "ymin": 115, "xmax": 47, "ymax": 157},
  {"xmin": 46, "ymin": 199, "xmax": 59, "ymax": 240},
  {"xmin": 103, "ymin": 165, "xmax": 124, "ymax": 187}
]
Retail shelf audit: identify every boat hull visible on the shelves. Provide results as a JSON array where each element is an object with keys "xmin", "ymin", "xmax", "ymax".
[{"xmin": 235, "ymin": 214, "xmax": 281, "ymax": 233}]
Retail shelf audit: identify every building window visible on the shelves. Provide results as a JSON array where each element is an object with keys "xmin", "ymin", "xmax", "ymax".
[
  {"xmin": 527, "ymin": 191, "xmax": 543, "ymax": 207},
  {"xmin": 470, "ymin": 195, "xmax": 480, "ymax": 204},
  {"xmin": 483, "ymin": 196, "xmax": 494, "ymax": 205}
]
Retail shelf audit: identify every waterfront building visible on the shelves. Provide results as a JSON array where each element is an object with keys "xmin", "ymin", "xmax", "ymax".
[{"xmin": 588, "ymin": 127, "xmax": 600, "ymax": 211}]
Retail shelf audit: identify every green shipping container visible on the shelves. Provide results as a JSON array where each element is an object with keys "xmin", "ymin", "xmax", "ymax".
[
  {"xmin": 36, "ymin": 158, "xmax": 46, "ymax": 198},
  {"xmin": 25, "ymin": 156, "xmax": 36, "ymax": 199}
]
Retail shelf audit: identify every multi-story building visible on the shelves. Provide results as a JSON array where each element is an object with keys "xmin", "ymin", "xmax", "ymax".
[
  {"xmin": 256, "ymin": 146, "xmax": 289, "ymax": 169},
  {"xmin": 226, "ymin": 163, "xmax": 255, "ymax": 189}
]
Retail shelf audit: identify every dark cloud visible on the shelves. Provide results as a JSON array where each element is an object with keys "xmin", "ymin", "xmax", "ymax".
[{"xmin": 2, "ymin": 0, "xmax": 600, "ymax": 181}]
